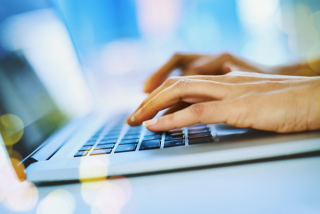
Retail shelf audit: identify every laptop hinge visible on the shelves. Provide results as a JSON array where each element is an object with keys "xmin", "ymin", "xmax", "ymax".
[{"xmin": 23, "ymin": 157, "xmax": 38, "ymax": 168}]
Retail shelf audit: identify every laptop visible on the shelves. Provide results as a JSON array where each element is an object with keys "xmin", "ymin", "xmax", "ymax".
[{"xmin": 1, "ymin": 2, "xmax": 320, "ymax": 184}]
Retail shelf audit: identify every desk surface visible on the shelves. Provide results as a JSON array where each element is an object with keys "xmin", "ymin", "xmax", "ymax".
[{"xmin": 1, "ymin": 156, "xmax": 320, "ymax": 214}]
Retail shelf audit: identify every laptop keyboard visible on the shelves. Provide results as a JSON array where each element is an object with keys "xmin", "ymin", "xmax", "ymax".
[{"xmin": 74, "ymin": 115, "xmax": 218, "ymax": 157}]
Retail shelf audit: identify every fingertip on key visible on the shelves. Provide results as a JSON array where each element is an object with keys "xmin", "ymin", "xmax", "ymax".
[{"xmin": 142, "ymin": 118, "xmax": 158, "ymax": 128}]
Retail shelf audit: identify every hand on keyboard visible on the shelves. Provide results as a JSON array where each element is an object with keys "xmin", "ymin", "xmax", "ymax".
[{"xmin": 126, "ymin": 71, "xmax": 320, "ymax": 133}]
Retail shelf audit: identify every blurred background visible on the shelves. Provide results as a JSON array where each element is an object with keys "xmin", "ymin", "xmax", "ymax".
[
  {"xmin": 1, "ymin": 0, "xmax": 320, "ymax": 112},
  {"xmin": 1, "ymin": 0, "xmax": 320, "ymax": 213}
]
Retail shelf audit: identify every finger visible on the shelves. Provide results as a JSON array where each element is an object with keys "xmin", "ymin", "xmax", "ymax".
[
  {"xmin": 126, "ymin": 72, "xmax": 302, "ymax": 123},
  {"xmin": 138, "ymin": 71, "xmax": 292, "ymax": 114},
  {"xmin": 163, "ymin": 101, "xmax": 191, "ymax": 115},
  {"xmin": 142, "ymin": 100, "xmax": 241, "ymax": 131},
  {"xmin": 126, "ymin": 76, "xmax": 183, "ymax": 123},
  {"xmin": 136, "ymin": 75, "xmax": 221, "ymax": 114},
  {"xmin": 181, "ymin": 55, "xmax": 230, "ymax": 76},
  {"xmin": 129, "ymin": 79, "xmax": 235, "ymax": 125},
  {"xmin": 143, "ymin": 54, "xmax": 201, "ymax": 93},
  {"xmin": 188, "ymin": 54, "xmax": 237, "ymax": 75},
  {"xmin": 127, "ymin": 74, "xmax": 260, "ymax": 122},
  {"xmin": 221, "ymin": 61, "xmax": 235, "ymax": 74}
]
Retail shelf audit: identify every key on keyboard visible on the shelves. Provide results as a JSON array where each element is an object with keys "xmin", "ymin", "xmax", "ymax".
[
  {"xmin": 139, "ymin": 140, "xmax": 161, "ymax": 150},
  {"xmin": 115, "ymin": 144, "xmax": 137, "ymax": 153}
]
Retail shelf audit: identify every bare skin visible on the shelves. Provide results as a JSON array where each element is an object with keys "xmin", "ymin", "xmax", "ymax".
[{"xmin": 127, "ymin": 53, "xmax": 320, "ymax": 133}]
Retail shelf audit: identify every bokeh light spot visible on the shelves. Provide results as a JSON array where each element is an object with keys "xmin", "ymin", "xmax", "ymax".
[
  {"xmin": 79, "ymin": 156, "xmax": 109, "ymax": 182},
  {"xmin": 91, "ymin": 182, "xmax": 126, "ymax": 214},
  {"xmin": 0, "ymin": 114, "xmax": 24, "ymax": 146},
  {"xmin": 10, "ymin": 158, "xmax": 26, "ymax": 181},
  {"xmin": 4, "ymin": 181, "xmax": 39, "ymax": 212},
  {"xmin": 37, "ymin": 189, "xmax": 76, "ymax": 214},
  {"xmin": 8, "ymin": 149, "xmax": 23, "ymax": 161},
  {"xmin": 81, "ymin": 176, "xmax": 133, "ymax": 214},
  {"xmin": 81, "ymin": 181, "xmax": 106, "ymax": 206}
]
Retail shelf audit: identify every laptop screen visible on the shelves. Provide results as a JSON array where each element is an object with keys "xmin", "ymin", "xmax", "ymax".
[{"xmin": 0, "ymin": 1, "xmax": 93, "ymax": 178}]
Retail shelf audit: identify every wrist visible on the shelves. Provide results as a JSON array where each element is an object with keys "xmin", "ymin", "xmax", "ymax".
[
  {"xmin": 278, "ymin": 62, "xmax": 320, "ymax": 76},
  {"xmin": 307, "ymin": 77, "xmax": 320, "ymax": 130},
  {"xmin": 268, "ymin": 64, "xmax": 300, "ymax": 75}
]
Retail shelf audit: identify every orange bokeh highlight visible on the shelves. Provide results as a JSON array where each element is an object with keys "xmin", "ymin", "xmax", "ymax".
[{"xmin": 10, "ymin": 158, "xmax": 26, "ymax": 181}]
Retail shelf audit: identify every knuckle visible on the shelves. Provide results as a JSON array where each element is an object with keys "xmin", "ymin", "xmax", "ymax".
[
  {"xmin": 174, "ymin": 79, "xmax": 192, "ymax": 93},
  {"xmin": 189, "ymin": 103, "xmax": 204, "ymax": 118},
  {"xmin": 165, "ymin": 76, "xmax": 180, "ymax": 86}
]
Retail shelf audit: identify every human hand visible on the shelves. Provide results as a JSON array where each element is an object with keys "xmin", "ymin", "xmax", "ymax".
[
  {"xmin": 143, "ymin": 53, "xmax": 272, "ymax": 93},
  {"xmin": 127, "ymin": 71, "xmax": 320, "ymax": 133}
]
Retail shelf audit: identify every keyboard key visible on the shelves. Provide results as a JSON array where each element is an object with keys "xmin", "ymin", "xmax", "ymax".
[
  {"xmin": 168, "ymin": 128, "xmax": 183, "ymax": 133},
  {"xmin": 74, "ymin": 151, "xmax": 88, "ymax": 157},
  {"xmin": 90, "ymin": 149, "xmax": 112, "ymax": 155},
  {"xmin": 115, "ymin": 144, "xmax": 137, "ymax": 153},
  {"xmin": 127, "ymin": 126, "xmax": 142, "ymax": 130},
  {"xmin": 189, "ymin": 124, "xmax": 207, "ymax": 128},
  {"xmin": 122, "ymin": 135, "xmax": 140, "ymax": 140},
  {"xmin": 102, "ymin": 136, "xmax": 118, "ymax": 141},
  {"xmin": 144, "ymin": 131, "xmax": 162, "ymax": 136},
  {"xmin": 107, "ymin": 131, "xmax": 121, "ymax": 135},
  {"xmin": 188, "ymin": 133, "xmax": 212, "ymax": 139},
  {"xmin": 127, "ymin": 128, "xmax": 141, "ymax": 133},
  {"xmin": 166, "ymin": 132, "xmax": 184, "ymax": 137},
  {"xmin": 188, "ymin": 126, "xmax": 208, "ymax": 131},
  {"xmin": 143, "ymin": 135, "xmax": 161, "ymax": 141},
  {"xmin": 119, "ymin": 139, "xmax": 139, "ymax": 145},
  {"xmin": 165, "ymin": 135, "xmax": 184, "ymax": 141},
  {"xmin": 126, "ymin": 130, "xmax": 141, "ymax": 135},
  {"xmin": 164, "ymin": 140, "xmax": 185, "ymax": 148},
  {"xmin": 95, "ymin": 144, "xmax": 115, "ymax": 149},
  {"xmin": 140, "ymin": 140, "xmax": 161, "ymax": 150},
  {"xmin": 189, "ymin": 137, "xmax": 214, "ymax": 145},
  {"xmin": 124, "ymin": 133, "xmax": 140, "ymax": 138},
  {"xmin": 188, "ymin": 129, "xmax": 210, "ymax": 135},
  {"xmin": 99, "ymin": 139, "xmax": 117, "ymax": 144},
  {"xmin": 129, "ymin": 126, "xmax": 142, "ymax": 129},
  {"xmin": 79, "ymin": 146, "xmax": 92, "ymax": 151},
  {"xmin": 109, "ymin": 128, "xmax": 122, "ymax": 133},
  {"xmin": 103, "ymin": 134, "xmax": 119, "ymax": 138},
  {"xmin": 84, "ymin": 140, "xmax": 96, "ymax": 146},
  {"xmin": 189, "ymin": 131, "xmax": 211, "ymax": 136}
]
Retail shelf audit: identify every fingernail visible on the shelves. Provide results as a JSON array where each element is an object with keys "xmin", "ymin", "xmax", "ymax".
[
  {"xmin": 142, "ymin": 119, "xmax": 158, "ymax": 127},
  {"xmin": 131, "ymin": 109, "xmax": 141, "ymax": 122}
]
